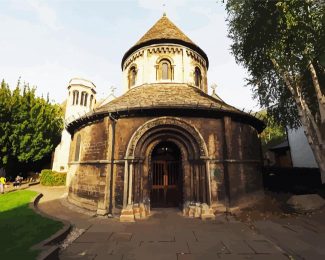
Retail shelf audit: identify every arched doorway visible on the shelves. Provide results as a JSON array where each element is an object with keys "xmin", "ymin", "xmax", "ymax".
[{"xmin": 150, "ymin": 141, "xmax": 182, "ymax": 207}]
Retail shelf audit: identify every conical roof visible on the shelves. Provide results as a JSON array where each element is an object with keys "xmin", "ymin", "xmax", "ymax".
[
  {"xmin": 121, "ymin": 15, "xmax": 209, "ymax": 68},
  {"xmin": 135, "ymin": 14, "xmax": 195, "ymax": 47}
]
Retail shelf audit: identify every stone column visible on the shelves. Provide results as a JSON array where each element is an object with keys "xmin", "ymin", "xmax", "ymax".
[
  {"xmin": 123, "ymin": 160, "xmax": 128, "ymax": 208},
  {"xmin": 128, "ymin": 162, "xmax": 133, "ymax": 205},
  {"xmin": 120, "ymin": 160, "xmax": 135, "ymax": 222},
  {"xmin": 205, "ymin": 160, "xmax": 212, "ymax": 205}
]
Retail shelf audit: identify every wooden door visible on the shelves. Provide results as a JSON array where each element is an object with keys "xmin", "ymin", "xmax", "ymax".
[{"xmin": 151, "ymin": 160, "xmax": 180, "ymax": 207}]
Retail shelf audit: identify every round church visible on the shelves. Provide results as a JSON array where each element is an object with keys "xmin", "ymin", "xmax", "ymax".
[{"xmin": 64, "ymin": 15, "xmax": 264, "ymax": 221}]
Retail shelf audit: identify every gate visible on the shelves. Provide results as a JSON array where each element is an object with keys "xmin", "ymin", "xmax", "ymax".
[{"xmin": 151, "ymin": 160, "xmax": 180, "ymax": 207}]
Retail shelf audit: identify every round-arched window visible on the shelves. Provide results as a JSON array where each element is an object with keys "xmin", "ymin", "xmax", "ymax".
[
  {"xmin": 194, "ymin": 67, "xmax": 202, "ymax": 88},
  {"xmin": 128, "ymin": 66, "xmax": 137, "ymax": 88},
  {"xmin": 158, "ymin": 59, "xmax": 172, "ymax": 80}
]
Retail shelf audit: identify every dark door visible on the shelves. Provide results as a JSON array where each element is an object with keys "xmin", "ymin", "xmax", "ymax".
[{"xmin": 150, "ymin": 142, "xmax": 182, "ymax": 207}]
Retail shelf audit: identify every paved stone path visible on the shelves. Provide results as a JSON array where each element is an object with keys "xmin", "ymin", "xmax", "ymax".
[{"xmin": 28, "ymin": 185, "xmax": 325, "ymax": 260}]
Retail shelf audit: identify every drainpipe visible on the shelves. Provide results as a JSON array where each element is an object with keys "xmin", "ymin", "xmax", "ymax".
[{"xmin": 108, "ymin": 113, "xmax": 117, "ymax": 216}]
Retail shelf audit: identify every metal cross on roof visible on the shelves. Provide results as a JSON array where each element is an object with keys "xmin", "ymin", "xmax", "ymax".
[
  {"xmin": 109, "ymin": 85, "xmax": 116, "ymax": 95},
  {"xmin": 210, "ymin": 83, "xmax": 217, "ymax": 94}
]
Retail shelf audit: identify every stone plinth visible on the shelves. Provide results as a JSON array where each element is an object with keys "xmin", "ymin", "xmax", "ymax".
[
  {"xmin": 183, "ymin": 201, "xmax": 215, "ymax": 220},
  {"xmin": 120, "ymin": 205, "xmax": 135, "ymax": 222}
]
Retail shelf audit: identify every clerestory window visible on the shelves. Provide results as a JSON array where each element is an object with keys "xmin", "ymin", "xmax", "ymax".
[
  {"xmin": 158, "ymin": 59, "xmax": 173, "ymax": 80},
  {"xmin": 194, "ymin": 67, "xmax": 202, "ymax": 88},
  {"xmin": 72, "ymin": 90, "xmax": 79, "ymax": 105},
  {"xmin": 128, "ymin": 66, "xmax": 137, "ymax": 88}
]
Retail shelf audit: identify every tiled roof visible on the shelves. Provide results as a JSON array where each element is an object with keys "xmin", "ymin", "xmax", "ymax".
[
  {"xmin": 67, "ymin": 84, "xmax": 265, "ymax": 133},
  {"xmin": 95, "ymin": 83, "xmax": 239, "ymax": 113},
  {"xmin": 135, "ymin": 15, "xmax": 195, "ymax": 47},
  {"xmin": 122, "ymin": 15, "xmax": 209, "ymax": 68}
]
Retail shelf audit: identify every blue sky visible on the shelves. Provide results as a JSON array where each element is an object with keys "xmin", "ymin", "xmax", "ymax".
[{"xmin": 0, "ymin": 0, "xmax": 260, "ymax": 110}]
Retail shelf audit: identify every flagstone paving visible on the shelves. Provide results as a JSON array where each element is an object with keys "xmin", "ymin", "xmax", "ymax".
[{"xmin": 28, "ymin": 185, "xmax": 325, "ymax": 260}]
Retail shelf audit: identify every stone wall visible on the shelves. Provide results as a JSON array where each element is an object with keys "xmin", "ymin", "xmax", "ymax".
[
  {"xmin": 67, "ymin": 114, "xmax": 263, "ymax": 214},
  {"xmin": 122, "ymin": 44, "xmax": 208, "ymax": 93},
  {"xmin": 67, "ymin": 118, "xmax": 110, "ymax": 211}
]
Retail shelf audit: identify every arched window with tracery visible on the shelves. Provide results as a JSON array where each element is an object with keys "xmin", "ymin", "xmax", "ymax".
[
  {"xmin": 90, "ymin": 95, "xmax": 93, "ymax": 109},
  {"xmin": 128, "ymin": 66, "xmax": 137, "ymax": 88},
  {"xmin": 73, "ymin": 90, "xmax": 79, "ymax": 105},
  {"xmin": 80, "ymin": 91, "xmax": 85, "ymax": 106},
  {"xmin": 75, "ymin": 134, "xmax": 81, "ymax": 161},
  {"xmin": 194, "ymin": 67, "xmax": 202, "ymax": 88},
  {"xmin": 80, "ymin": 91, "xmax": 88, "ymax": 106},
  {"xmin": 158, "ymin": 59, "xmax": 172, "ymax": 80},
  {"xmin": 84, "ymin": 93, "xmax": 88, "ymax": 106}
]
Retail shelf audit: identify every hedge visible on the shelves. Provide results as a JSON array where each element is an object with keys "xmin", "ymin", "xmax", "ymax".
[{"xmin": 40, "ymin": 169, "xmax": 67, "ymax": 186}]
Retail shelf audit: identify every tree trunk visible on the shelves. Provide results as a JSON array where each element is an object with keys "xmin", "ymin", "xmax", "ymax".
[
  {"xmin": 271, "ymin": 58, "xmax": 325, "ymax": 183},
  {"xmin": 302, "ymin": 121, "xmax": 325, "ymax": 183}
]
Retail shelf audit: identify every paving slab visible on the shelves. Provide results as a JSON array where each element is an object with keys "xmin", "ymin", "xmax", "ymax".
[
  {"xmin": 74, "ymin": 232, "xmax": 113, "ymax": 243},
  {"xmin": 109, "ymin": 232, "xmax": 133, "ymax": 242},
  {"xmin": 94, "ymin": 254, "xmax": 123, "ymax": 260},
  {"xmin": 60, "ymin": 242, "xmax": 114, "ymax": 257},
  {"xmin": 222, "ymin": 240, "xmax": 255, "ymax": 255},
  {"xmin": 245, "ymin": 240, "xmax": 278, "ymax": 254},
  {"xmin": 29, "ymin": 184, "xmax": 325, "ymax": 260}
]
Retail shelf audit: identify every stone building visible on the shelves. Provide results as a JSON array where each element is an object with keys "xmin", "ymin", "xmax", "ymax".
[
  {"xmin": 52, "ymin": 78, "xmax": 97, "ymax": 173},
  {"xmin": 65, "ymin": 15, "xmax": 265, "ymax": 221}
]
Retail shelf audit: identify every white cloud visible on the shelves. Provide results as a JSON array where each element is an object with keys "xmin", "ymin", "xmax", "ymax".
[
  {"xmin": 10, "ymin": 0, "xmax": 60, "ymax": 30},
  {"xmin": 0, "ymin": 13, "xmax": 117, "ymax": 103},
  {"xmin": 0, "ymin": 1, "xmax": 259, "ymax": 111}
]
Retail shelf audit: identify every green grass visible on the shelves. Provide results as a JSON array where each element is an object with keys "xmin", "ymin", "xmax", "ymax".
[{"xmin": 0, "ymin": 190, "xmax": 64, "ymax": 260}]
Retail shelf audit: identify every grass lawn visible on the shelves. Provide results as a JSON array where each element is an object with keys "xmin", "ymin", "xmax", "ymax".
[{"xmin": 0, "ymin": 190, "xmax": 63, "ymax": 260}]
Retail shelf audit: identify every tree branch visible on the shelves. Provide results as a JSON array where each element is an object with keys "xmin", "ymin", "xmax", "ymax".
[{"xmin": 271, "ymin": 58, "xmax": 296, "ymax": 96}]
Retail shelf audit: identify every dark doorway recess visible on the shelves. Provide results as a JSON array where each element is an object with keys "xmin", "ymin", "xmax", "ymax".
[{"xmin": 150, "ymin": 141, "xmax": 182, "ymax": 207}]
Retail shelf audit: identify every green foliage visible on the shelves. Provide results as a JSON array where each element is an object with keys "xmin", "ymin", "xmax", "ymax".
[
  {"xmin": 258, "ymin": 110, "xmax": 286, "ymax": 151},
  {"xmin": 0, "ymin": 80, "xmax": 12, "ymax": 165},
  {"xmin": 40, "ymin": 169, "xmax": 66, "ymax": 186},
  {"xmin": 226, "ymin": 0, "xmax": 325, "ymax": 128},
  {"xmin": 0, "ymin": 79, "xmax": 63, "ymax": 174},
  {"xmin": 0, "ymin": 190, "xmax": 63, "ymax": 259}
]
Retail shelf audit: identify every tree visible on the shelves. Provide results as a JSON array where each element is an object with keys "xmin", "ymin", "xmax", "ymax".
[
  {"xmin": 226, "ymin": 0, "xmax": 325, "ymax": 182},
  {"xmin": 0, "ymin": 79, "xmax": 63, "ymax": 176},
  {"xmin": 258, "ymin": 111, "xmax": 286, "ymax": 152},
  {"xmin": 0, "ymin": 80, "xmax": 12, "ymax": 166}
]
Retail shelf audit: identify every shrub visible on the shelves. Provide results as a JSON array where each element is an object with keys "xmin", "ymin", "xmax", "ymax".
[{"xmin": 40, "ymin": 169, "xmax": 66, "ymax": 186}]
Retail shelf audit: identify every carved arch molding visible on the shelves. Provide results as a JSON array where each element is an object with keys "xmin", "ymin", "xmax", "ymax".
[{"xmin": 125, "ymin": 116, "xmax": 208, "ymax": 159}]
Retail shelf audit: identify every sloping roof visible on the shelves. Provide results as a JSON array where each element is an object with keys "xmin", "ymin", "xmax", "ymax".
[
  {"xmin": 122, "ymin": 15, "xmax": 209, "ymax": 69},
  {"xmin": 136, "ymin": 15, "xmax": 195, "ymax": 47},
  {"xmin": 95, "ymin": 83, "xmax": 238, "ymax": 113},
  {"xmin": 269, "ymin": 141, "xmax": 289, "ymax": 151},
  {"xmin": 67, "ymin": 83, "xmax": 265, "ymax": 133}
]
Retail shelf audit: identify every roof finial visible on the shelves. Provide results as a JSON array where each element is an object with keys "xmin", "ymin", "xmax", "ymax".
[
  {"xmin": 109, "ymin": 85, "xmax": 116, "ymax": 96},
  {"xmin": 211, "ymin": 83, "xmax": 217, "ymax": 95},
  {"xmin": 163, "ymin": 3, "xmax": 166, "ymax": 16}
]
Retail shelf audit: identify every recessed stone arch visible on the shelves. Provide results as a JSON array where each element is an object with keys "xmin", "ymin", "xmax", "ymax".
[
  {"xmin": 121, "ymin": 117, "xmax": 212, "ymax": 221},
  {"xmin": 125, "ymin": 116, "xmax": 208, "ymax": 159}
]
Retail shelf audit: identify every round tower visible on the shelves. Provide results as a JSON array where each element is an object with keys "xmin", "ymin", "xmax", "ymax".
[
  {"xmin": 121, "ymin": 14, "xmax": 209, "ymax": 93},
  {"xmin": 52, "ymin": 78, "xmax": 96, "ymax": 173},
  {"xmin": 65, "ymin": 78, "xmax": 97, "ymax": 123}
]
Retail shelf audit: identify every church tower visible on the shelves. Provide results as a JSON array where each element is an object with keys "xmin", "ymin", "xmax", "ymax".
[
  {"xmin": 65, "ymin": 15, "xmax": 264, "ymax": 220},
  {"xmin": 121, "ymin": 14, "xmax": 208, "ymax": 93},
  {"xmin": 52, "ymin": 78, "xmax": 96, "ymax": 172}
]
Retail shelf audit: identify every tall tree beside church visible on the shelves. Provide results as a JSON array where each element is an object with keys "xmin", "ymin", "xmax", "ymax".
[
  {"xmin": 0, "ymin": 80, "xmax": 12, "ymax": 166},
  {"xmin": 226, "ymin": 0, "xmax": 325, "ymax": 182},
  {"xmin": 0, "ymin": 79, "xmax": 63, "ymax": 175}
]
